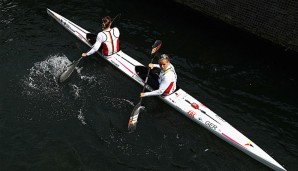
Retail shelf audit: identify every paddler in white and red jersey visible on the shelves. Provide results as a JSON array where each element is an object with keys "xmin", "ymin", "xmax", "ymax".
[
  {"xmin": 82, "ymin": 16, "xmax": 120, "ymax": 57},
  {"xmin": 141, "ymin": 54, "xmax": 177, "ymax": 97}
]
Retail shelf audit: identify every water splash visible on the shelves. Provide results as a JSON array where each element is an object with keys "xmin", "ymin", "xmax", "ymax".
[
  {"xmin": 70, "ymin": 84, "xmax": 81, "ymax": 99},
  {"xmin": 19, "ymin": 54, "xmax": 77, "ymax": 121},
  {"xmin": 78, "ymin": 109, "xmax": 87, "ymax": 125},
  {"xmin": 22, "ymin": 54, "xmax": 71, "ymax": 96},
  {"xmin": 19, "ymin": 54, "xmax": 110, "ymax": 122},
  {"xmin": 101, "ymin": 96, "xmax": 134, "ymax": 109},
  {"xmin": 80, "ymin": 75, "xmax": 97, "ymax": 84}
]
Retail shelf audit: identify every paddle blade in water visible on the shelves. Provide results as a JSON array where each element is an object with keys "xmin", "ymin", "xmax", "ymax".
[
  {"xmin": 59, "ymin": 61, "xmax": 78, "ymax": 82},
  {"xmin": 128, "ymin": 102, "xmax": 145, "ymax": 133}
]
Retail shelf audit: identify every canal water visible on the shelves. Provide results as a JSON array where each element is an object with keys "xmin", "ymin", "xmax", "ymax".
[{"xmin": 1, "ymin": 0, "xmax": 297, "ymax": 170}]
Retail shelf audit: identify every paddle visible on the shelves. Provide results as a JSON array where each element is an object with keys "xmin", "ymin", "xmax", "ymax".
[
  {"xmin": 58, "ymin": 42, "xmax": 83, "ymax": 82},
  {"xmin": 111, "ymin": 13, "xmax": 121, "ymax": 25},
  {"xmin": 128, "ymin": 40, "xmax": 162, "ymax": 133},
  {"xmin": 59, "ymin": 14, "xmax": 121, "ymax": 83},
  {"xmin": 59, "ymin": 57, "xmax": 82, "ymax": 82}
]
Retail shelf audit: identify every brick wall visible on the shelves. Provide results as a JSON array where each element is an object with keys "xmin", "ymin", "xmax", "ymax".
[{"xmin": 175, "ymin": 0, "xmax": 298, "ymax": 52}]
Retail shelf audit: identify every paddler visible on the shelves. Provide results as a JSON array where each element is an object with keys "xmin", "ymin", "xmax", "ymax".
[
  {"xmin": 140, "ymin": 54, "xmax": 177, "ymax": 97},
  {"xmin": 82, "ymin": 16, "xmax": 120, "ymax": 57}
]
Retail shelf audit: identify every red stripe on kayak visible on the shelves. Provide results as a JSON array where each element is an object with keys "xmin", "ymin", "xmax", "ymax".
[
  {"xmin": 222, "ymin": 133, "xmax": 245, "ymax": 148},
  {"xmin": 76, "ymin": 31, "xmax": 91, "ymax": 46},
  {"xmin": 115, "ymin": 58, "xmax": 134, "ymax": 75}
]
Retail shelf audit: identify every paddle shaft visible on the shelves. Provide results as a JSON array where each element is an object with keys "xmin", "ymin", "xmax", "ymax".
[
  {"xmin": 127, "ymin": 40, "xmax": 162, "ymax": 132},
  {"xmin": 78, "ymin": 56, "xmax": 83, "ymax": 61},
  {"xmin": 111, "ymin": 13, "xmax": 121, "ymax": 25},
  {"xmin": 139, "ymin": 56, "xmax": 155, "ymax": 104}
]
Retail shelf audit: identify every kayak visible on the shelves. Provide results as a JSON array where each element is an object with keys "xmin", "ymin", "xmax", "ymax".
[{"xmin": 46, "ymin": 8, "xmax": 286, "ymax": 171}]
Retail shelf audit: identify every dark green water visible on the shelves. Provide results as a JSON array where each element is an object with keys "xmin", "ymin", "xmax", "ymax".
[{"xmin": 1, "ymin": 0, "xmax": 297, "ymax": 170}]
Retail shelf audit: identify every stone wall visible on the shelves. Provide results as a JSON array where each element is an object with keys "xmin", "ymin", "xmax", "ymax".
[{"xmin": 175, "ymin": 0, "xmax": 298, "ymax": 52}]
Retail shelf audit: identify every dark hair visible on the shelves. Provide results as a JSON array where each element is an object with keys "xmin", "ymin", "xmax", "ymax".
[{"xmin": 102, "ymin": 16, "xmax": 111, "ymax": 30}]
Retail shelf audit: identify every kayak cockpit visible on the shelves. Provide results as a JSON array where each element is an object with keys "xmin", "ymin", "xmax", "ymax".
[{"xmin": 86, "ymin": 33, "xmax": 97, "ymax": 45}]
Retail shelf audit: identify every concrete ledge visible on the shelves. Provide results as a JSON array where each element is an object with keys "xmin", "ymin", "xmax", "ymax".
[{"xmin": 174, "ymin": 0, "xmax": 298, "ymax": 53}]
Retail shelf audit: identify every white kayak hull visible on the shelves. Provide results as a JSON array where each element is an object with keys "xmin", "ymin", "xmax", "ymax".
[{"xmin": 47, "ymin": 8, "xmax": 286, "ymax": 171}]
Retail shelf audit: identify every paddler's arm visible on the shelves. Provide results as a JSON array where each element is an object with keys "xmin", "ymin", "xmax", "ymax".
[
  {"xmin": 82, "ymin": 32, "xmax": 104, "ymax": 57},
  {"xmin": 140, "ymin": 64, "xmax": 162, "ymax": 97},
  {"xmin": 148, "ymin": 63, "xmax": 160, "ymax": 69},
  {"xmin": 140, "ymin": 76, "xmax": 172, "ymax": 97},
  {"xmin": 140, "ymin": 89, "xmax": 163, "ymax": 97}
]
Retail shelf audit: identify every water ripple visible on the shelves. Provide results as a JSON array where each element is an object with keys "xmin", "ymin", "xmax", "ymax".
[{"xmin": 0, "ymin": 1, "xmax": 18, "ymax": 25}]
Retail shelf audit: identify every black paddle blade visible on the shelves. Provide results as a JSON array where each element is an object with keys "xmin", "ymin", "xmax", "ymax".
[
  {"xmin": 128, "ymin": 102, "xmax": 145, "ymax": 133},
  {"xmin": 59, "ymin": 60, "xmax": 79, "ymax": 82},
  {"xmin": 151, "ymin": 40, "xmax": 162, "ymax": 55}
]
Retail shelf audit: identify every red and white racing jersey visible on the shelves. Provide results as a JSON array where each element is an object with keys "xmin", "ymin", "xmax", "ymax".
[
  {"xmin": 87, "ymin": 27, "xmax": 120, "ymax": 56},
  {"xmin": 143, "ymin": 64, "xmax": 177, "ymax": 97}
]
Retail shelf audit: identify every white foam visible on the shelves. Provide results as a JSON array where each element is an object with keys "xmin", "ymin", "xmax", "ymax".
[
  {"xmin": 22, "ymin": 54, "xmax": 71, "ymax": 96},
  {"xmin": 77, "ymin": 109, "xmax": 87, "ymax": 125},
  {"xmin": 70, "ymin": 84, "xmax": 81, "ymax": 99}
]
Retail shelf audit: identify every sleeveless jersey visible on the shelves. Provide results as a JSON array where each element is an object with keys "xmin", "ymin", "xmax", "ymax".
[
  {"xmin": 143, "ymin": 64, "xmax": 177, "ymax": 97},
  {"xmin": 87, "ymin": 27, "xmax": 120, "ymax": 56}
]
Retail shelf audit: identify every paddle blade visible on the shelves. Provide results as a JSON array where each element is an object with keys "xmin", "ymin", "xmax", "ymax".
[
  {"xmin": 128, "ymin": 102, "xmax": 145, "ymax": 133},
  {"xmin": 59, "ymin": 60, "xmax": 79, "ymax": 82},
  {"xmin": 151, "ymin": 40, "xmax": 162, "ymax": 55}
]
